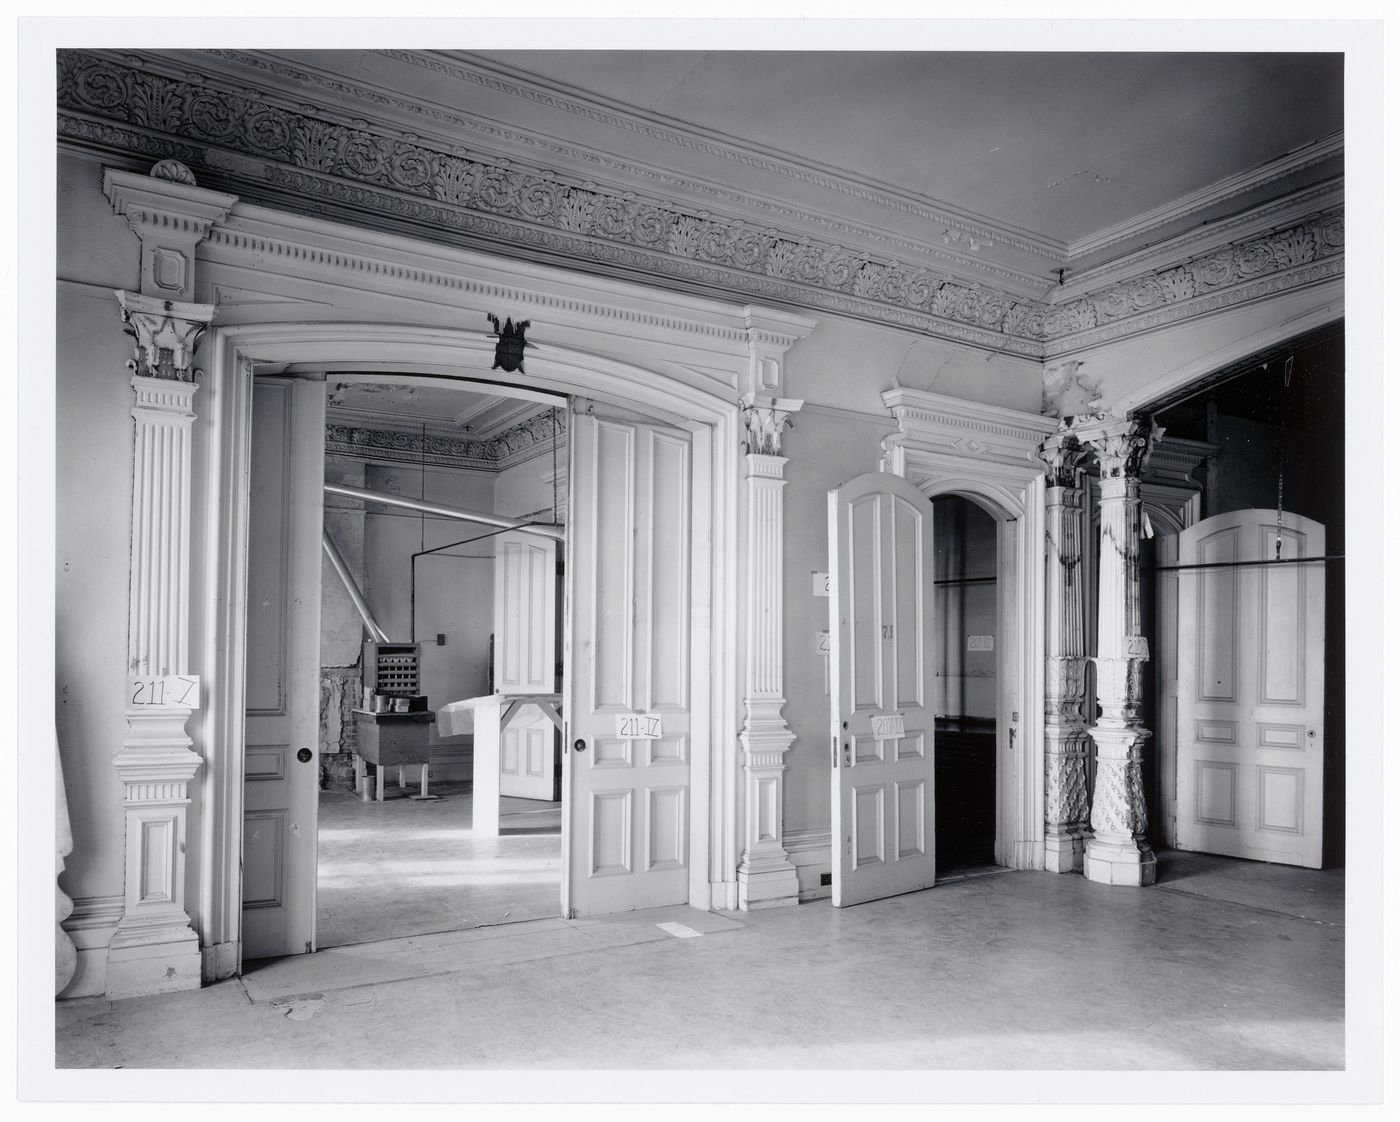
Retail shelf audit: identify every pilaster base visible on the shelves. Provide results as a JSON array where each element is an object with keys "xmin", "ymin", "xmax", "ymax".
[
  {"xmin": 737, "ymin": 852, "xmax": 800, "ymax": 910},
  {"xmin": 106, "ymin": 923, "xmax": 202, "ymax": 999},
  {"xmin": 1083, "ymin": 838, "xmax": 1156, "ymax": 886},
  {"xmin": 1044, "ymin": 828, "xmax": 1087, "ymax": 874}
]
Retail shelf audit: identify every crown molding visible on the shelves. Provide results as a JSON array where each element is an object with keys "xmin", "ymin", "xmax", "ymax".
[
  {"xmin": 1067, "ymin": 132, "xmax": 1344, "ymax": 263},
  {"xmin": 324, "ymin": 408, "xmax": 565, "ymax": 472},
  {"xmin": 396, "ymin": 50, "xmax": 1065, "ymax": 262},
  {"xmin": 1040, "ymin": 207, "xmax": 1344, "ymax": 357},
  {"xmin": 58, "ymin": 50, "xmax": 1345, "ymax": 364},
  {"xmin": 117, "ymin": 46, "xmax": 1058, "ymax": 297},
  {"xmin": 1057, "ymin": 178, "xmax": 1344, "ymax": 299}
]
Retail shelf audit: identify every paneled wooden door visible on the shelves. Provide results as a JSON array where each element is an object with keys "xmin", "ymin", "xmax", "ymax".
[
  {"xmin": 241, "ymin": 377, "xmax": 325, "ymax": 959},
  {"xmin": 495, "ymin": 530, "xmax": 560, "ymax": 801},
  {"xmin": 564, "ymin": 408, "xmax": 693, "ymax": 917},
  {"xmin": 828, "ymin": 471, "xmax": 938, "ymax": 906},
  {"xmin": 1175, "ymin": 509, "xmax": 1325, "ymax": 867}
]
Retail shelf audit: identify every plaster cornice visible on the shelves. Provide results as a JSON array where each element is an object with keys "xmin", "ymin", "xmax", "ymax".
[
  {"xmin": 325, "ymin": 408, "xmax": 565, "ymax": 472},
  {"xmin": 131, "ymin": 46, "xmax": 1053, "ymax": 295},
  {"xmin": 1066, "ymin": 133, "xmax": 1345, "ymax": 263},
  {"xmin": 58, "ymin": 50, "xmax": 1345, "ymax": 363}
]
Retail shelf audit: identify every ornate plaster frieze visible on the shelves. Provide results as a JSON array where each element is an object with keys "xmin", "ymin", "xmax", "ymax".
[
  {"xmin": 177, "ymin": 49, "xmax": 1052, "ymax": 294},
  {"xmin": 59, "ymin": 51, "xmax": 1346, "ymax": 361},
  {"xmin": 1037, "ymin": 209, "xmax": 1344, "ymax": 355},
  {"xmin": 325, "ymin": 408, "xmax": 566, "ymax": 472},
  {"xmin": 375, "ymin": 50, "xmax": 1061, "ymax": 261}
]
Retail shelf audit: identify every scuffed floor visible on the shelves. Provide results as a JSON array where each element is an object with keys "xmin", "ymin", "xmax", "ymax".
[
  {"xmin": 315, "ymin": 782, "xmax": 561, "ymax": 948},
  {"xmin": 54, "ymin": 851, "xmax": 1344, "ymax": 1073}
]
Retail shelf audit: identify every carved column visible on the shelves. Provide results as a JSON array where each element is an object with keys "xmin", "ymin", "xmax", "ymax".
[
  {"xmin": 1077, "ymin": 413, "xmax": 1161, "ymax": 887},
  {"xmin": 737, "ymin": 393, "xmax": 804, "ymax": 910},
  {"xmin": 103, "ymin": 163, "xmax": 232, "ymax": 997},
  {"xmin": 1039, "ymin": 428, "xmax": 1092, "ymax": 873}
]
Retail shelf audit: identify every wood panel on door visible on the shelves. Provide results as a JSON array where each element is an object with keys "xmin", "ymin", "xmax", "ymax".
[
  {"xmin": 828, "ymin": 472, "xmax": 938, "ymax": 906},
  {"xmin": 565, "ymin": 411, "xmax": 692, "ymax": 917},
  {"xmin": 495, "ymin": 531, "xmax": 560, "ymax": 800},
  {"xmin": 241, "ymin": 377, "xmax": 324, "ymax": 960},
  {"xmin": 1175, "ymin": 509, "xmax": 1325, "ymax": 867}
]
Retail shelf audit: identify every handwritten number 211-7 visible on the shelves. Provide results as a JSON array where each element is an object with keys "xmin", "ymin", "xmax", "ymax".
[{"xmin": 130, "ymin": 676, "xmax": 198, "ymax": 707}]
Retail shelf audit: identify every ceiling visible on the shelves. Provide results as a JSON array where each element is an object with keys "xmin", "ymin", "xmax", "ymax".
[
  {"xmin": 462, "ymin": 50, "xmax": 1343, "ymax": 251},
  {"xmin": 195, "ymin": 46, "xmax": 1343, "ymax": 294},
  {"xmin": 326, "ymin": 379, "xmax": 553, "ymax": 436}
]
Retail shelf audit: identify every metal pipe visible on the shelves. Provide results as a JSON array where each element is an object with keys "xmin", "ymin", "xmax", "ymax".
[
  {"xmin": 322, "ymin": 530, "xmax": 390, "ymax": 643},
  {"xmin": 324, "ymin": 482, "xmax": 566, "ymax": 543},
  {"xmin": 1155, "ymin": 554, "xmax": 1343, "ymax": 573}
]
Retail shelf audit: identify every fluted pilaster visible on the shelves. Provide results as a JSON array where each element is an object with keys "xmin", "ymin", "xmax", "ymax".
[
  {"xmin": 106, "ymin": 160, "xmax": 227, "ymax": 996},
  {"xmin": 737, "ymin": 395, "xmax": 803, "ymax": 910}
]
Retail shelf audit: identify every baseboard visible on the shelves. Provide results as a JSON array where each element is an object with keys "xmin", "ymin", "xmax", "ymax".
[{"xmin": 59, "ymin": 894, "xmax": 123, "ymax": 999}]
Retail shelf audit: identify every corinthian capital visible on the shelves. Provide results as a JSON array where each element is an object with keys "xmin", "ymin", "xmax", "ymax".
[
  {"xmin": 740, "ymin": 393, "xmax": 803, "ymax": 456},
  {"xmin": 1073, "ymin": 412, "xmax": 1164, "ymax": 480},
  {"xmin": 117, "ymin": 291, "xmax": 216, "ymax": 383},
  {"xmin": 1038, "ymin": 424, "xmax": 1091, "ymax": 487}
]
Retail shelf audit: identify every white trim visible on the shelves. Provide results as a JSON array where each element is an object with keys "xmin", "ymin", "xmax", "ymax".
[
  {"xmin": 1067, "ymin": 135, "xmax": 1345, "ymax": 263},
  {"xmin": 879, "ymin": 388, "xmax": 1055, "ymax": 872},
  {"xmin": 191, "ymin": 213, "xmax": 794, "ymax": 960}
]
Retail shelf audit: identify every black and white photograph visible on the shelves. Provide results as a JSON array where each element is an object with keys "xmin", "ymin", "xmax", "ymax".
[{"xmin": 14, "ymin": 5, "xmax": 1392, "ymax": 1113}]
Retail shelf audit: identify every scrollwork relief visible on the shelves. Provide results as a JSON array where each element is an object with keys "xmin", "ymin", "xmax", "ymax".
[{"xmin": 59, "ymin": 51, "xmax": 1345, "ymax": 356}]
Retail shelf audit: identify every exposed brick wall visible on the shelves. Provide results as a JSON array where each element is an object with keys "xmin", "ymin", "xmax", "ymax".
[{"xmin": 319, "ymin": 664, "xmax": 362, "ymax": 791}]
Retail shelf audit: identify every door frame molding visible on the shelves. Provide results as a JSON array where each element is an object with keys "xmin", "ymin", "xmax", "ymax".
[
  {"xmin": 879, "ymin": 388, "xmax": 1057, "ymax": 870},
  {"xmin": 187, "ymin": 206, "xmax": 811, "ymax": 971}
]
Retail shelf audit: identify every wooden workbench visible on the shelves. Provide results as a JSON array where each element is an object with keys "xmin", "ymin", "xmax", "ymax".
[{"xmin": 351, "ymin": 709, "xmax": 434, "ymax": 802}]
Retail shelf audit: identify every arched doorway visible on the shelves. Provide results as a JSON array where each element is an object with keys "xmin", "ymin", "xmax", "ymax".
[{"xmin": 931, "ymin": 494, "xmax": 1001, "ymax": 874}]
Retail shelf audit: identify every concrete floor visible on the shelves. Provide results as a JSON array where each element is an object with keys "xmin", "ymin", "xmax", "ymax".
[
  {"xmin": 316, "ymin": 781, "xmax": 561, "ymax": 948},
  {"xmin": 55, "ymin": 850, "xmax": 1344, "ymax": 1073}
]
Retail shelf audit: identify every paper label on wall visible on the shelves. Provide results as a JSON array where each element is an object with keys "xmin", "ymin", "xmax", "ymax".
[
  {"xmin": 967, "ymin": 635, "xmax": 994, "ymax": 651},
  {"xmin": 127, "ymin": 674, "xmax": 201, "ymax": 709},
  {"xmin": 812, "ymin": 572, "xmax": 830, "ymax": 597},
  {"xmin": 615, "ymin": 712, "xmax": 663, "ymax": 739},
  {"xmin": 870, "ymin": 713, "xmax": 905, "ymax": 740}
]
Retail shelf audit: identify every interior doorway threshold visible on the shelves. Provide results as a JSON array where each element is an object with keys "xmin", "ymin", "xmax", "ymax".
[
  {"xmin": 239, "ymin": 904, "xmax": 745, "ymax": 1004},
  {"xmin": 934, "ymin": 863, "xmax": 1011, "ymax": 886}
]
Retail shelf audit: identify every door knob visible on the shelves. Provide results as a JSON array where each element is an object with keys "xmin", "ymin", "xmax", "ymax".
[{"xmin": 573, "ymin": 739, "xmax": 586, "ymax": 753}]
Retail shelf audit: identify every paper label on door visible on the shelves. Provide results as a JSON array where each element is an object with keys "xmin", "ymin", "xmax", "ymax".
[
  {"xmin": 615, "ymin": 712, "xmax": 663, "ymax": 739},
  {"xmin": 870, "ymin": 713, "xmax": 905, "ymax": 740}
]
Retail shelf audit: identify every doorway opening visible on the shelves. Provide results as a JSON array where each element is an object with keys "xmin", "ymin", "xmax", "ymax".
[
  {"xmin": 313, "ymin": 375, "xmax": 568, "ymax": 950},
  {"xmin": 931, "ymin": 494, "xmax": 999, "ymax": 875},
  {"xmin": 1145, "ymin": 322, "xmax": 1344, "ymax": 871}
]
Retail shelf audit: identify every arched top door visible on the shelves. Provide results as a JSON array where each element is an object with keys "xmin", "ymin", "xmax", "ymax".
[{"xmin": 827, "ymin": 471, "xmax": 938, "ymax": 905}]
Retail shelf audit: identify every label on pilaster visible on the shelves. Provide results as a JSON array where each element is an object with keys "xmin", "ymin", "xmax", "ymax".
[
  {"xmin": 615, "ymin": 712, "xmax": 663, "ymax": 739},
  {"xmin": 127, "ymin": 675, "xmax": 201, "ymax": 709}
]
